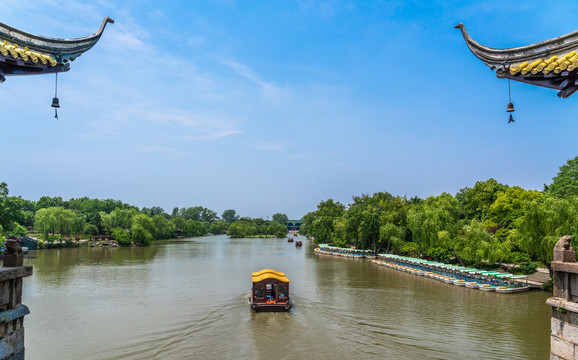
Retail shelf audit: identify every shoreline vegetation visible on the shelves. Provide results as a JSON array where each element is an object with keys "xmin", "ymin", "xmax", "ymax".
[
  {"xmin": 301, "ymin": 156, "xmax": 578, "ymax": 280},
  {"xmin": 0, "ymin": 182, "xmax": 290, "ymax": 250}
]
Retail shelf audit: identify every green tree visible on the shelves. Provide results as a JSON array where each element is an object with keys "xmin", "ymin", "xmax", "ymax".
[
  {"xmin": 0, "ymin": 182, "xmax": 24, "ymax": 233},
  {"xmin": 407, "ymin": 193, "xmax": 461, "ymax": 260},
  {"xmin": 308, "ymin": 199, "xmax": 345, "ymax": 244},
  {"xmin": 201, "ymin": 208, "xmax": 217, "ymax": 222},
  {"xmin": 100, "ymin": 208, "xmax": 139, "ymax": 233},
  {"xmin": 221, "ymin": 209, "xmax": 239, "ymax": 224},
  {"xmin": 228, "ymin": 220, "xmax": 258, "ymax": 238},
  {"xmin": 486, "ymin": 186, "xmax": 543, "ymax": 230},
  {"xmin": 272, "ymin": 213, "xmax": 289, "ymax": 225},
  {"xmin": 151, "ymin": 215, "xmax": 176, "ymax": 239},
  {"xmin": 83, "ymin": 223, "xmax": 99, "ymax": 236},
  {"xmin": 34, "ymin": 207, "xmax": 83, "ymax": 240},
  {"xmin": 36, "ymin": 196, "xmax": 65, "ymax": 210},
  {"xmin": 546, "ymin": 156, "xmax": 578, "ymax": 198},
  {"xmin": 111, "ymin": 227, "xmax": 131, "ymax": 246},
  {"xmin": 514, "ymin": 195, "xmax": 578, "ymax": 275},
  {"xmin": 456, "ymin": 178, "xmax": 508, "ymax": 221}
]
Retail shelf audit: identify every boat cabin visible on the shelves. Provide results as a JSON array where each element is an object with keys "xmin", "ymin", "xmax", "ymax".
[{"xmin": 250, "ymin": 269, "xmax": 292, "ymax": 312}]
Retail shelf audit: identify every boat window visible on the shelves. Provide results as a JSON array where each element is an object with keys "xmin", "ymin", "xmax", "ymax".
[
  {"xmin": 278, "ymin": 284, "xmax": 287, "ymax": 298},
  {"xmin": 254, "ymin": 284, "xmax": 264, "ymax": 297}
]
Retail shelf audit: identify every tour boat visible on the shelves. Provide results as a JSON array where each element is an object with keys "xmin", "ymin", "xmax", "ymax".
[
  {"xmin": 453, "ymin": 279, "xmax": 466, "ymax": 286},
  {"xmin": 478, "ymin": 284, "xmax": 497, "ymax": 291},
  {"xmin": 494, "ymin": 275, "xmax": 531, "ymax": 293},
  {"xmin": 295, "ymin": 240, "xmax": 302, "ymax": 247},
  {"xmin": 287, "ymin": 238, "xmax": 294, "ymax": 243},
  {"xmin": 250, "ymin": 269, "xmax": 292, "ymax": 312}
]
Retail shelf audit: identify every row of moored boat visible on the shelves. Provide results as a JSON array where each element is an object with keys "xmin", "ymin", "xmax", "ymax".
[{"xmin": 314, "ymin": 246, "xmax": 531, "ymax": 293}]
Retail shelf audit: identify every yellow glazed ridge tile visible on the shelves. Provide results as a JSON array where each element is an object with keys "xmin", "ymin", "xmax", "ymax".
[
  {"xmin": 0, "ymin": 40, "xmax": 57, "ymax": 67},
  {"xmin": 510, "ymin": 50, "xmax": 578, "ymax": 75}
]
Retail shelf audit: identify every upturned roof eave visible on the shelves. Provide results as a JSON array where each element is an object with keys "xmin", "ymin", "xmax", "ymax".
[
  {"xmin": 455, "ymin": 23, "xmax": 578, "ymax": 69},
  {"xmin": 0, "ymin": 17, "xmax": 114, "ymax": 63}
]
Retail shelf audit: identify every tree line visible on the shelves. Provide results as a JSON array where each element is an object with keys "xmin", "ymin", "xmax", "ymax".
[
  {"xmin": 300, "ymin": 157, "xmax": 578, "ymax": 276},
  {"xmin": 0, "ymin": 186, "xmax": 289, "ymax": 247}
]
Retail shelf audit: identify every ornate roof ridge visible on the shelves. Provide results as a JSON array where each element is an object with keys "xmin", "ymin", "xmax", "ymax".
[
  {"xmin": 0, "ymin": 17, "xmax": 114, "ymax": 63},
  {"xmin": 455, "ymin": 23, "xmax": 578, "ymax": 70}
]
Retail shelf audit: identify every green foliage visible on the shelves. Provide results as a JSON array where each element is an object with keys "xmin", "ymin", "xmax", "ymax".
[
  {"xmin": 456, "ymin": 178, "xmax": 508, "ymax": 221},
  {"xmin": 425, "ymin": 247, "xmax": 452, "ymax": 263},
  {"xmin": 455, "ymin": 220, "xmax": 497, "ymax": 266},
  {"xmin": 487, "ymin": 186, "xmax": 543, "ymax": 230},
  {"xmin": 209, "ymin": 220, "xmax": 228, "ymax": 234},
  {"xmin": 201, "ymin": 208, "xmax": 217, "ymax": 222},
  {"xmin": 130, "ymin": 222, "xmax": 153, "ymax": 246},
  {"xmin": 0, "ymin": 182, "xmax": 25, "ymax": 233},
  {"xmin": 272, "ymin": 213, "xmax": 289, "ymax": 225},
  {"xmin": 546, "ymin": 156, "xmax": 578, "ymax": 198},
  {"xmin": 400, "ymin": 242, "xmax": 419, "ymax": 257},
  {"xmin": 227, "ymin": 218, "xmax": 287, "ymax": 238},
  {"xmin": 8, "ymin": 223, "xmax": 28, "ymax": 237},
  {"xmin": 305, "ymin": 199, "xmax": 346, "ymax": 244},
  {"xmin": 517, "ymin": 262, "xmax": 538, "ymax": 275},
  {"xmin": 542, "ymin": 279, "xmax": 553, "ymax": 292},
  {"xmin": 408, "ymin": 193, "xmax": 460, "ymax": 254},
  {"xmin": 111, "ymin": 227, "xmax": 131, "ymax": 246},
  {"xmin": 83, "ymin": 223, "xmax": 99, "ymax": 236},
  {"xmin": 34, "ymin": 207, "xmax": 84, "ymax": 240},
  {"xmin": 221, "ymin": 209, "xmax": 239, "ymax": 224},
  {"xmin": 228, "ymin": 219, "xmax": 258, "ymax": 238},
  {"xmin": 514, "ymin": 195, "xmax": 578, "ymax": 273}
]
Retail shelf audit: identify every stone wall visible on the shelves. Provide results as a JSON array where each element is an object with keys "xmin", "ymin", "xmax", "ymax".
[
  {"xmin": 0, "ymin": 238, "xmax": 33, "ymax": 360},
  {"xmin": 548, "ymin": 235, "xmax": 578, "ymax": 360}
]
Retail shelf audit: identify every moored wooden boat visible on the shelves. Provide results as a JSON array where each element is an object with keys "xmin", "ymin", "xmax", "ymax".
[
  {"xmin": 495, "ymin": 285, "xmax": 531, "ymax": 293},
  {"xmin": 478, "ymin": 284, "xmax": 497, "ymax": 291},
  {"xmin": 250, "ymin": 269, "xmax": 292, "ymax": 312}
]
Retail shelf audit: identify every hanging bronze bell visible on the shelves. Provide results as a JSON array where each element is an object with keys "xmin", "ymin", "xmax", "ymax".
[
  {"xmin": 506, "ymin": 102, "xmax": 515, "ymax": 112},
  {"xmin": 51, "ymin": 97, "xmax": 60, "ymax": 108}
]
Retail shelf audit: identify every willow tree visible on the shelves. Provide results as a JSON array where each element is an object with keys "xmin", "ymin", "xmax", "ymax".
[
  {"xmin": 514, "ymin": 196, "xmax": 578, "ymax": 276},
  {"xmin": 34, "ymin": 207, "xmax": 83, "ymax": 240},
  {"xmin": 407, "ymin": 193, "xmax": 461, "ymax": 259}
]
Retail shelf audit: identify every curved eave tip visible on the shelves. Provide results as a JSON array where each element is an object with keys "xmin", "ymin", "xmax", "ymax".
[
  {"xmin": 106, "ymin": 17, "xmax": 115, "ymax": 24},
  {"xmin": 454, "ymin": 23, "xmax": 464, "ymax": 29}
]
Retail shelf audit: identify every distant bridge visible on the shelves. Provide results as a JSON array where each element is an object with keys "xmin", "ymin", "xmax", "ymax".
[{"xmin": 286, "ymin": 220, "xmax": 301, "ymax": 231}]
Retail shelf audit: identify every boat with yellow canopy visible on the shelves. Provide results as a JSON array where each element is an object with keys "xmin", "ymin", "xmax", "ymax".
[{"xmin": 250, "ymin": 269, "xmax": 292, "ymax": 312}]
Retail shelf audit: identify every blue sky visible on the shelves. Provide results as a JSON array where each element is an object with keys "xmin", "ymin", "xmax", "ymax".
[{"xmin": 1, "ymin": 1, "xmax": 577, "ymax": 220}]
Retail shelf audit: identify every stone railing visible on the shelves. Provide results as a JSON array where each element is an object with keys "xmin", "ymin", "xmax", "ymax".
[
  {"xmin": 0, "ymin": 237, "xmax": 33, "ymax": 360},
  {"xmin": 548, "ymin": 235, "xmax": 578, "ymax": 360}
]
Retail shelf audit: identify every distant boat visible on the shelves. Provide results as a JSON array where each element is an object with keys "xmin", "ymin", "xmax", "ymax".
[
  {"xmin": 287, "ymin": 238, "xmax": 294, "ymax": 243},
  {"xmin": 250, "ymin": 269, "xmax": 292, "ymax": 312},
  {"xmin": 295, "ymin": 240, "xmax": 302, "ymax": 247}
]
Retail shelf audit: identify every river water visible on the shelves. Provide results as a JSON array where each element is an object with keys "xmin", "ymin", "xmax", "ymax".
[{"xmin": 22, "ymin": 235, "xmax": 551, "ymax": 359}]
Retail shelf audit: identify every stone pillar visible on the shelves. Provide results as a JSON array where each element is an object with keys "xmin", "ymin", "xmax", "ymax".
[
  {"xmin": 0, "ymin": 238, "xmax": 33, "ymax": 360},
  {"xmin": 547, "ymin": 235, "xmax": 578, "ymax": 360}
]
